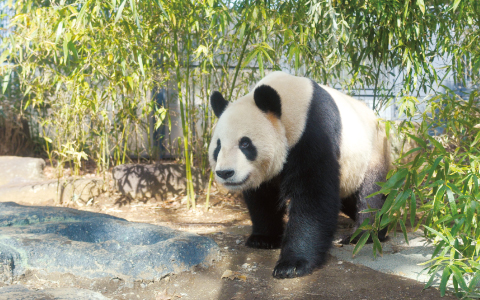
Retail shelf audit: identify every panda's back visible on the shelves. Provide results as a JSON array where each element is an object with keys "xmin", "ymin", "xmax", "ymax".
[
  {"xmin": 320, "ymin": 85, "xmax": 382, "ymax": 197},
  {"xmin": 254, "ymin": 72, "xmax": 389, "ymax": 198}
]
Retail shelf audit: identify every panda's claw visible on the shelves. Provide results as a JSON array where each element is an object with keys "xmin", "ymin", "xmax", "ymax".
[
  {"xmin": 272, "ymin": 258, "xmax": 312, "ymax": 279},
  {"xmin": 246, "ymin": 234, "xmax": 282, "ymax": 249}
]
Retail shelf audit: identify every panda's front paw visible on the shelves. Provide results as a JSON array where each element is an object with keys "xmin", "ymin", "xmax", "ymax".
[
  {"xmin": 272, "ymin": 258, "xmax": 313, "ymax": 279},
  {"xmin": 246, "ymin": 234, "xmax": 282, "ymax": 249}
]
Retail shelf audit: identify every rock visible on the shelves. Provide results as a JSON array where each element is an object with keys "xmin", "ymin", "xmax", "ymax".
[
  {"xmin": 0, "ymin": 285, "xmax": 110, "ymax": 300},
  {"xmin": 0, "ymin": 156, "xmax": 45, "ymax": 186},
  {"xmin": 112, "ymin": 163, "xmax": 207, "ymax": 200},
  {"xmin": 0, "ymin": 202, "xmax": 219, "ymax": 282},
  {"xmin": 0, "ymin": 178, "xmax": 104, "ymax": 205}
]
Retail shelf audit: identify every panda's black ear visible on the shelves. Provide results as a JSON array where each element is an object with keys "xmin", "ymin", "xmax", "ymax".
[
  {"xmin": 210, "ymin": 91, "xmax": 228, "ymax": 118},
  {"xmin": 254, "ymin": 85, "xmax": 281, "ymax": 118}
]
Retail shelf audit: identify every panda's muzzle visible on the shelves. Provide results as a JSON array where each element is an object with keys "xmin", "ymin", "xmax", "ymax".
[{"xmin": 220, "ymin": 174, "xmax": 250, "ymax": 187}]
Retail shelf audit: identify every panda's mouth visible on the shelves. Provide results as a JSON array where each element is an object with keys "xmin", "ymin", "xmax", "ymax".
[{"xmin": 223, "ymin": 174, "xmax": 250, "ymax": 187}]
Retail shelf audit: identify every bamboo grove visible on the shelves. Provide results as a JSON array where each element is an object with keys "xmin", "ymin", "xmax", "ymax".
[{"xmin": 1, "ymin": 0, "xmax": 480, "ymax": 296}]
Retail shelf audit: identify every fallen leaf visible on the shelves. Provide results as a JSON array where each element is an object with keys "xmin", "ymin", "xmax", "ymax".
[{"xmin": 221, "ymin": 269, "xmax": 247, "ymax": 281}]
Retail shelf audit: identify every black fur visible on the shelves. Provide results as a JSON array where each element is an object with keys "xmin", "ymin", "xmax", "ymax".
[
  {"xmin": 254, "ymin": 85, "xmax": 282, "ymax": 118},
  {"xmin": 213, "ymin": 139, "xmax": 221, "ymax": 161},
  {"xmin": 235, "ymin": 78, "xmax": 388, "ymax": 279},
  {"xmin": 211, "ymin": 91, "xmax": 228, "ymax": 117},
  {"xmin": 239, "ymin": 137, "xmax": 257, "ymax": 161},
  {"xmin": 244, "ymin": 176, "xmax": 285, "ymax": 249},
  {"xmin": 340, "ymin": 165, "xmax": 389, "ymax": 244},
  {"xmin": 244, "ymin": 80, "xmax": 343, "ymax": 279}
]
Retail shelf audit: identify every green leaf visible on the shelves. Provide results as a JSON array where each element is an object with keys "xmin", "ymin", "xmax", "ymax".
[
  {"xmin": 241, "ymin": 48, "xmax": 259, "ymax": 69},
  {"xmin": 352, "ymin": 232, "xmax": 370, "ymax": 257},
  {"xmin": 399, "ymin": 219, "xmax": 409, "ymax": 244},
  {"xmin": 67, "ymin": 41, "xmax": 78, "ymax": 61},
  {"xmin": 401, "ymin": 147, "xmax": 423, "ymax": 159},
  {"xmin": 257, "ymin": 52, "xmax": 264, "ymax": 77},
  {"xmin": 425, "ymin": 267, "xmax": 437, "ymax": 289},
  {"xmin": 372, "ymin": 233, "xmax": 383, "ymax": 257},
  {"xmin": 452, "ymin": 0, "xmax": 461, "ymax": 11},
  {"xmin": 55, "ymin": 21, "xmax": 63, "ymax": 44},
  {"xmin": 450, "ymin": 265, "xmax": 468, "ymax": 291},
  {"xmin": 405, "ymin": 133, "xmax": 427, "ymax": 149},
  {"xmin": 424, "ymin": 225, "xmax": 450, "ymax": 244},
  {"xmin": 410, "ymin": 192, "xmax": 417, "ymax": 227},
  {"xmin": 1, "ymin": 70, "xmax": 11, "ymax": 93},
  {"xmin": 416, "ymin": 0, "xmax": 425, "ymax": 14},
  {"xmin": 138, "ymin": 54, "xmax": 145, "ymax": 77},
  {"xmin": 425, "ymin": 156, "xmax": 443, "ymax": 183},
  {"xmin": 446, "ymin": 187, "xmax": 457, "ymax": 216},
  {"xmin": 153, "ymin": 0, "xmax": 168, "ymax": 18},
  {"xmin": 468, "ymin": 270, "xmax": 480, "ymax": 290},
  {"xmin": 440, "ymin": 266, "xmax": 451, "ymax": 296},
  {"xmin": 379, "ymin": 191, "xmax": 398, "ymax": 215},
  {"xmin": 350, "ymin": 219, "xmax": 370, "ymax": 242},
  {"xmin": 115, "ymin": 0, "xmax": 127, "ymax": 23},
  {"xmin": 383, "ymin": 169, "xmax": 408, "ymax": 190}
]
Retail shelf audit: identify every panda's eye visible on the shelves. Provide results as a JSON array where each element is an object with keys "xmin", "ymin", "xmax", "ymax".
[{"xmin": 239, "ymin": 137, "xmax": 251, "ymax": 149}]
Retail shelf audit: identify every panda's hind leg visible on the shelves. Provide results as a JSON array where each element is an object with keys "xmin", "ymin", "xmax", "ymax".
[{"xmin": 340, "ymin": 168, "xmax": 388, "ymax": 245}]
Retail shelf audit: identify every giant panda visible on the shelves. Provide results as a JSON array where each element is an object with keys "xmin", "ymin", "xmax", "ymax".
[{"xmin": 208, "ymin": 71, "xmax": 391, "ymax": 279}]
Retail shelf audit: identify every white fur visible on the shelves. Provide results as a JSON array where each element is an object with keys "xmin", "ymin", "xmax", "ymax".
[
  {"xmin": 209, "ymin": 71, "xmax": 390, "ymax": 197},
  {"xmin": 321, "ymin": 86, "xmax": 379, "ymax": 197},
  {"xmin": 255, "ymin": 71, "xmax": 313, "ymax": 147},
  {"xmin": 209, "ymin": 96, "xmax": 288, "ymax": 190}
]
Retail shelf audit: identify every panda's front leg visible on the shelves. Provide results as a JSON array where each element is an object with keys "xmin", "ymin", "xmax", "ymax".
[
  {"xmin": 243, "ymin": 177, "xmax": 285, "ymax": 249},
  {"xmin": 273, "ymin": 177, "xmax": 340, "ymax": 278}
]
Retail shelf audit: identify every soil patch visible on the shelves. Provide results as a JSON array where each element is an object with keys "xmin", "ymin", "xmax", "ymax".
[{"xmin": 1, "ymin": 185, "xmax": 456, "ymax": 300}]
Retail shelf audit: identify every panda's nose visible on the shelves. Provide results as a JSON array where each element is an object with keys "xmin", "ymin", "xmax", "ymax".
[{"xmin": 216, "ymin": 169, "xmax": 235, "ymax": 180}]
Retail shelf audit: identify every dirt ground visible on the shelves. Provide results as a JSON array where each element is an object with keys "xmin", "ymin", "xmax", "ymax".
[{"xmin": 0, "ymin": 176, "xmax": 457, "ymax": 300}]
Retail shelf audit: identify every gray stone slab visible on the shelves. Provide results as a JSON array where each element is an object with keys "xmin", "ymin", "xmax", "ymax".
[
  {"xmin": 112, "ymin": 163, "xmax": 207, "ymax": 199},
  {"xmin": 0, "ymin": 202, "xmax": 219, "ymax": 283},
  {"xmin": 0, "ymin": 156, "xmax": 45, "ymax": 186},
  {"xmin": 331, "ymin": 231, "xmax": 435, "ymax": 284},
  {"xmin": 0, "ymin": 285, "xmax": 110, "ymax": 300},
  {"xmin": 0, "ymin": 178, "xmax": 104, "ymax": 205}
]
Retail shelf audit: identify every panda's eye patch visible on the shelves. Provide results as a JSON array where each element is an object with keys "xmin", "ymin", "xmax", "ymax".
[
  {"xmin": 213, "ymin": 139, "xmax": 221, "ymax": 161},
  {"xmin": 239, "ymin": 138, "xmax": 251, "ymax": 149},
  {"xmin": 239, "ymin": 137, "xmax": 257, "ymax": 161}
]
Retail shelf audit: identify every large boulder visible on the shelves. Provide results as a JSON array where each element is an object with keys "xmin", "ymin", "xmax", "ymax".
[{"xmin": 0, "ymin": 202, "xmax": 219, "ymax": 283}]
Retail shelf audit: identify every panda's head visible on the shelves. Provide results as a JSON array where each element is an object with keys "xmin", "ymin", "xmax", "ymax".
[{"xmin": 208, "ymin": 85, "xmax": 288, "ymax": 191}]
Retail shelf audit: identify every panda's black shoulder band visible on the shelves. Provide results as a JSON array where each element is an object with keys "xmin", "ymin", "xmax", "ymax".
[{"xmin": 254, "ymin": 85, "xmax": 281, "ymax": 118}]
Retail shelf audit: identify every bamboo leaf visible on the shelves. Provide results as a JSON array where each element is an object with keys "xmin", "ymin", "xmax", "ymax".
[
  {"xmin": 399, "ymin": 219, "xmax": 409, "ymax": 244},
  {"xmin": 424, "ymin": 225, "xmax": 451, "ymax": 244},
  {"xmin": 440, "ymin": 266, "xmax": 451, "ymax": 296},
  {"xmin": 257, "ymin": 52, "xmax": 264, "ymax": 77},
  {"xmin": 55, "ymin": 21, "xmax": 63, "ymax": 44},
  {"xmin": 410, "ymin": 192, "xmax": 417, "ymax": 227},
  {"xmin": 416, "ymin": 0, "xmax": 425, "ymax": 14},
  {"xmin": 353, "ymin": 232, "xmax": 370, "ymax": 257},
  {"xmin": 115, "ymin": 0, "xmax": 127, "ymax": 23},
  {"xmin": 450, "ymin": 265, "xmax": 468, "ymax": 291},
  {"xmin": 372, "ymin": 233, "xmax": 383, "ymax": 257},
  {"xmin": 452, "ymin": 0, "xmax": 461, "ymax": 11},
  {"xmin": 153, "ymin": 0, "xmax": 168, "ymax": 18},
  {"xmin": 138, "ymin": 54, "xmax": 145, "ymax": 77}
]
